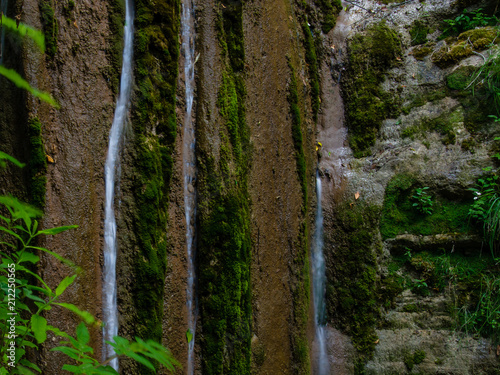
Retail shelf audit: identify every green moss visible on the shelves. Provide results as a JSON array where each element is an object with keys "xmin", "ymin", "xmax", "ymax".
[
  {"xmin": 302, "ymin": 22, "xmax": 320, "ymax": 122},
  {"xmin": 28, "ymin": 118, "xmax": 47, "ymax": 210},
  {"xmin": 432, "ymin": 27, "xmax": 499, "ymax": 68},
  {"xmin": 380, "ymin": 174, "xmax": 471, "ymax": 240},
  {"xmin": 198, "ymin": 4, "xmax": 252, "ymax": 373},
  {"xmin": 446, "ymin": 66, "xmax": 475, "ymax": 91},
  {"xmin": 288, "ymin": 61, "xmax": 308, "ymax": 211},
  {"xmin": 106, "ymin": 0, "xmax": 125, "ymax": 93},
  {"xmin": 314, "ymin": 0, "xmax": 342, "ymax": 33},
  {"xmin": 39, "ymin": 0, "xmax": 58, "ymax": 59},
  {"xmin": 326, "ymin": 201, "xmax": 381, "ymax": 362},
  {"xmin": 409, "ymin": 20, "xmax": 429, "ymax": 46},
  {"xmin": 412, "ymin": 43, "xmax": 434, "ymax": 60},
  {"xmin": 343, "ymin": 21, "xmax": 402, "ymax": 157},
  {"xmin": 401, "ymin": 109, "xmax": 461, "ymax": 145},
  {"xmin": 404, "ymin": 349, "xmax": 426, "ymax": 371},
  {"xmin": 130, "ymin": 0, "xmax": 180, "ymax": 372}
]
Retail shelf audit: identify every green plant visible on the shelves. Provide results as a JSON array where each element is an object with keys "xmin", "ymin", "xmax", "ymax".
[
  {"xmin": 0, "ymin": 154, "xmax": 179, "ymax": 374},
  {"xmin": 459, "ymin": 274, "xmax": 500, "ymax": 343},
  {"xmin": 468, "ymin": 170, "xmax": 500, "ymax": 256},
  {"xmin": 0, "ymin": 14, "xmax": 58, "ymax": 106},
  {"xmin": 441, "ymin": 8, "xmax": 499, "ymax": 38},
  {"xmin": 412, "ymin": 187, "xmax": 433, "ymax": 215}
]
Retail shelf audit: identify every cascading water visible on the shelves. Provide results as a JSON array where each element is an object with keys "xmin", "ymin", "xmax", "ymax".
[
  {"xmin": 102, "ymin": 0, "xmax": 134, "ymax": 370},
  {"xmin": 181, "ymin": 0, "xmax": 197, "ymax": 373},
  {"xmin": 312, "ymin": 170, "xmax": 329, "ymax": 374}
]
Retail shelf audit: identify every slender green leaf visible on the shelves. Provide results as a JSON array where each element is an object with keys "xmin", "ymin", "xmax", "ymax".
[
  {"xmin": 54, "ymin": 303, "xmax": 95, "ymax": 324},
  {"xmin": 0, "ymin": 66, "xmax": 59, "ymax": 107},
  {"xmin": 15, "ymin": 365, "xmax": 35, "ymax": 375},
  {"xmin": 19, "ymin": 358, "xmax": 42, "ymax": 373},
  {"xmin": 0, "ymin": 151, "xmax": 25, "ymax": 168},
  {"xmin": 76, "ymin": 322, "xmax": 90, "ymax": 346},
  {"xmin": 31, "ymin": 314, "xmax": 48, "ymax": 343},
  {"xmin": 1, "ymin": 15, "xmax": 45, "ymax": 51},
  {"xmin": 51, "ymin": 346, "xmax": 81, "ymax": 360},
  {"xmin": 36, "ymin": 225, "xmax": 78, "ymax": 236},
  {"xmin": 55, "ymin": 274, "xmax": 77, "ymax": 297},
  {"xmin": 26, "ymin": 246, "xmax": 76, "ymax": 268}
]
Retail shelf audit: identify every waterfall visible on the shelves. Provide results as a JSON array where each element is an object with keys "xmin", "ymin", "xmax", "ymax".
[
  {"xmin": 102, "ymin": 0, "xmax": 134, "ymax": 369},
  {"xmin": 181, "ymin": 0, "xmax": 197, "ymax": 373},
  {"xmin": 313, "ymin": 170, "xmax": 329, "ymax": 374}
]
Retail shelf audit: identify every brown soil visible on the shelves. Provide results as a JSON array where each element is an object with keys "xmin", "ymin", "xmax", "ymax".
[{"xmin": 244, "ymin": 0, "xmax": 306, "ymax": 373}]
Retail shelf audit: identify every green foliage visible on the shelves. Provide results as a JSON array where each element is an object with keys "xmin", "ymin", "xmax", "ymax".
[
  {"xmin": 326, "ymin": 201, "xmax": 381, "ymax": 361},
  {"xmin": 441, "ymin": 8, "xmax": 499, "ymax": 38},
  {"xmin": 380, "ymin": 174, "xmax": 470, "ymax": 239},
  {"xmin": 412, "ymin": 187, "xmax": 433, "ymax": 215},
  {"xmin": 0, "ymin": 66, "xmax": 58, "ymax": 107},
  {"xmin": 343, "ymin": 21, "xmax": 401, "ymax": 157},
  {"xmin": 131, "ymin": 0, "xmax": 180, "ymax": 358},
  {"xmin": 0, "ymin": 155, "xmax": 179, "ymax": 374},
  {"xmin": 39, "ymin": 0, "xmax": 58, "ymax": 58},
  {"xmin": 459, "ymin": 273, "xmax": 500, "ymax": 343},
  {"xmin": 468, "ymin": 171, "xmax": 500, "ymax": 256},
  {"xmin": 1, "ymin": 14, "xmax": 45, "ymax": 51},
  {"xmin": 409, "ymin": 20, "xmax": 429, "ymax": 46},
  {"xmin": 219, "ymin": 0, "xmax": 245, "ymax": 72},
  {"xmin": 396, "ymin": 248, "xmax": 499, "ymax": 343},
  {"xmin": 468, "ymin": 47, "xmax": 500, "ymax": 117}
]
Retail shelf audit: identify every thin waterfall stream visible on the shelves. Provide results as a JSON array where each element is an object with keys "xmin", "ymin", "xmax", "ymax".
[
  {"xmin": 181, "ymin": 0, "xmax": 197, "ymax": 373},
  {"xmin": 313, "ymin": 170, "xmax": 329, "ymax": 374},
  {"xmin": 102, "ymin": 0, "xmax": 134, "ymax": 370}
]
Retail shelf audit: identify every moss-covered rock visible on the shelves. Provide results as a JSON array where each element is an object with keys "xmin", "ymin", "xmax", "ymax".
[
  {"xmin": 411, "ymin": 43, "xmax": 435, "ymax": 60},
  {"xmin": 342, "ymin": 21, "xmax": 402, "ymax": 157},
  {"xmin": 432, "ymin": 27, "xmax": 499, "ymax": 67},
  {"xmin": 380, "ymin": 174, "xmax": 471, "ymax": 240},
  {"xmin": 130, "ymin": 0, "xmax": 181, "ymax": 372},
  {"xmin": 39, "ymin": 0, "xmax": 58, "ymax": 59},
  {"xmin": 409, "ymin": 20, "xmax": 430, "ymax": 46},
  {"xmin": 325, "ymin": 201, "xmax": 382, "ymax": 364},
  {"xmin": 28, "ymin": 118, "xmax": 47, "ymax": 210},
  {"xmin": 198, "ymin": 3, "xmax": 252, "ymax": 373}
]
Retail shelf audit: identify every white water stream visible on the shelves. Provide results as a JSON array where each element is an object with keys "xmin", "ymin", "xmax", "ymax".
[
  {"xmin": 181, "ymin": 0, "xmax": 197, "ymax": 373},
  {"xmin": 313, "ymin": 170, "xmax": 329, "ymax": 374},
  {"xmin": 102, "ymin": 0, "xmax": 134, "ymax": 370}
]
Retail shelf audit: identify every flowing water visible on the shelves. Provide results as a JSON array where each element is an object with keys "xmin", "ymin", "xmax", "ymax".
[
  {"xmin": 102, "ymin": 0, "xmax": 134, "ymax": 369},
  {"xmin": 313, "ymin": 170, "xmax": 329, "ymax": 374},
  {"xmin": 181, "ymin": 0, "xmax": 197, "ymax": 373}
]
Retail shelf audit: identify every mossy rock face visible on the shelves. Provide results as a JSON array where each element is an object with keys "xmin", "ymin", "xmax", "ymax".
[
  {"xmin": 343, "ymin": 21, "xmax": 402, "ymax": 157},
  {"xmin": 412, "ymin": 43, "xmax": 435, "ymax": 60},
  {"xmin": 432, "ymin": 27, "xmax": 499, "ymax": 67},
  {"xmin": 458, "ymin": 27, "xmax": 498, "ymax": 49},
  {"xmin": 39, "ymin": 0, "xmax": 58, "ymax": 59},
  {"xmin": 314, "ymin": 0, "xmax": 342, "ymax": 34},
  {"xmin": 380, "ymin": 174, "xmax": 471, "ymax": 240},
  {"xmin": 130, "ymin": 0, "xmax": 181, "ymax": 371},
  {"xmin": 325, "ymin": 201, "xmax": 382, "ymax": 362},
  {"xmin": 28, "ymin": 118, "xmax": 47, "ymax": 210},
  {"xmin": 446, "ymin": 65, "xmax": 476, "ymax": 91},
  {"xmin": 197, "ymin": 3, "xmax": 253, "ymax": 374},
  {"xmin": 409, "ymin": 20, "xmax": 430, "ymax": 46}
]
